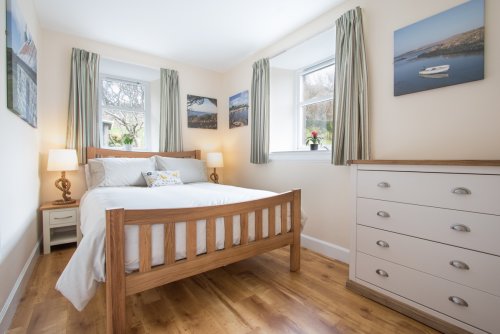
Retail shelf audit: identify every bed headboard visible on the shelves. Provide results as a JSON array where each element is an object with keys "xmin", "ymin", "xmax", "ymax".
[{"xmin": 86, "ymin": 147, "xmax": 201, "ymax": 160}]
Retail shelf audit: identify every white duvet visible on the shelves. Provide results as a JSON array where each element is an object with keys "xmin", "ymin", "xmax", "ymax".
[{"xmin": 56, "ymin": 182, "xmax": 297, "ymax": 311}]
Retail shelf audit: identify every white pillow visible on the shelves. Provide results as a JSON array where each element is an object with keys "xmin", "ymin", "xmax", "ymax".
[
  {"xmin": 142, "ymin": 170, "xmax": 183, "ymax": 187},
  {"xmin": 88, "ymin": 157, "xmax": 156, "ymax": 187},
  {"xmin": 155, "ymin": 156, "xmax": 208, "ymax": 183}
]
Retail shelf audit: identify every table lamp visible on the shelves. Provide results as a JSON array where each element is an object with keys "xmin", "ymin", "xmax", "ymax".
[
  {"xmin": 207, "ymin": 152, "xmax": 224, "ymax": 184},
  {"xmin": 47, "ymin": 149, "xmax": 79, "ymax": 205}
]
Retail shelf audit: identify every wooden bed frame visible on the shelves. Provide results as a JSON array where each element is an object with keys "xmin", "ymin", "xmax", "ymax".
[{"xmin": 86, "ymin": 147, "xmax": 302, "ymax": 333}]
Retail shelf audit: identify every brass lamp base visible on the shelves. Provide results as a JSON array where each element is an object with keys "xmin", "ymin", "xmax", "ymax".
[
  {"xmin": 209, "ymin": 168, "xmax": 219, "ymax": 184},
  {"xmin": 54, "ymin": 171, "xmax": 75, "ymax": 204}
]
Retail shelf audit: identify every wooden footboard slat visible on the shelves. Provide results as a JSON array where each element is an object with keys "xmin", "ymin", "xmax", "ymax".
[
  {"xmin": 206, "ymin": 218, "xmax": 216, "ymax": 253},
  {"xmin": 255, "ymin": 210, "xmax": 263, "ymax": 241},
  {"xmin": 281, "ymin": 204, "xmax": 287, "ymax": 235},
  {"xmin": 240, "ymin": 213, "xmax": 248, "ymax": 245},
  {"xmin": 139, "ymin": 225, "xmax": 152, "ymax": 272},
  {"xmin": 224, "ymin": 216, "xmax": 233, "ymax": 249},
  {"xmin": 164, "ymin": 224, "xmax": 175, "ymax": 265},
  {"xmin": 268, "ymin": 206, "xmax": 275, "ymax": 239},
  {"xmin": 187, "ymin": 221, "xmax": 197, "ymax": 260}
]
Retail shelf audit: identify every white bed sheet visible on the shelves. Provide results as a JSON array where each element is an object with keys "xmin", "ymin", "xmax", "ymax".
[{"xmin": 56, "ymin": 183, "xmax": 297, "ymax": 311}]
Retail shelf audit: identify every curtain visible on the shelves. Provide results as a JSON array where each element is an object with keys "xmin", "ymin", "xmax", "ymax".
[
  {"xmin": 159, "ymin": 68, "xmax": 182, "ymax": 152},
  {"xmin": 250, "ymin": 58, "xmax": 270, "ymax": 164},
  {"xmin": 66, "ymin": 48, "xmax": 100, "ymax": 164},
  {"xmin": 332, "ymin": 7, "xmax": 370, "ymax": 165}
]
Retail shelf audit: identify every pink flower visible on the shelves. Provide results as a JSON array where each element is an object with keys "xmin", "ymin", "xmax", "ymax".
[{"xmin": 311, "ymin": 131, "xmax": 318, "ymax": 138}]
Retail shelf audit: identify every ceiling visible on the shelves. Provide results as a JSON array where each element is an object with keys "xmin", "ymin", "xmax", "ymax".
[{"xmin": 34, "ymin": 0, "xmax": 344, "ymax": 72}]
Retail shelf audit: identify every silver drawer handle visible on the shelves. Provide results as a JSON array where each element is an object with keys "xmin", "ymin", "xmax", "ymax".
[
  {"xmin": 451, "ymin": 187, "xmax": 471, "ymax": 195},
  {"xmin": 449, "ymin": 260, "xmax": 470, "ymax": 270},
  {"xmin": 448, "ymin": 296, "xmax": 468, "ymax": 307},
  {"xmin": 450, "ymin": 224, "xmax": 471, "ymax": 232},
  {"xmin": 375, "ymin": 269, "xmax": 389, "ymax": 277},
  {"xmin": 54, "ymin": 216, "xmax": 73, "ymax": 220},
  {"xmin": 376, "ymin": 240, "xmax": 389, "ymax": 248},
  {"xmin": 377, "ymin": 182, "xmax": 390, "ymax": 188},
  {"xmin": 376, "ymin": 211, "xmax": 390, "ymax": 218}
]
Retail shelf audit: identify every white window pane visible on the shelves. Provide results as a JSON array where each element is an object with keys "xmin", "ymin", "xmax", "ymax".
[
  {"xmin": 302, "ymin": 65, "xmax": 334, "ymax": 101},
  {"xmin": 102, "ymin": 108, "xmax": 145, "ymax": 148},
  {"xmin": 101, "ymin": 79, "xmax": 144, "ymax": 110},
  {"xmin": 302, "ymin": 99, "xmax": 333, "ymax": 146}
]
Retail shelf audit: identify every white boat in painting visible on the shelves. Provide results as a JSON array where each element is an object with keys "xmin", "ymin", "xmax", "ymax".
[{"xmin": 419, "ymin": 65, "xmax": 450, "ymax": 75}]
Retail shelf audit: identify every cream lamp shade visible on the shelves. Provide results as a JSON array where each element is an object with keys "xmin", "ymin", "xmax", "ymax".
[
  {"xmin": 206, "ymin": 152, "xmax": 224, "ymax": 168},
  {"xmin": 47, "ymin": 149, "xmax": 79, "ymax": 171}
]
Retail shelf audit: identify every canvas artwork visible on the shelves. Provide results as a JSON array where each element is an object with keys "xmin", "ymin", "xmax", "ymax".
[
  {"xmin": 394, "ymin": 0, "xmax": 484, "ymax": 96},
  {"xmin": 6, "ymin": 0, "xmax": 38, "ymax": 127},
  {"xmin": 229, "ymin": 90, "xmax": 249, "ymax": 129},
  {"xmin": 187, "ymin": 94, "xmax": 217, "ymax": 129}
]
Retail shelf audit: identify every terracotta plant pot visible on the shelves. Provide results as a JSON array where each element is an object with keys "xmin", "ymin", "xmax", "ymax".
[{"xmin": 310, "ymin": 144, "xmax": 319, "ymax": 151}]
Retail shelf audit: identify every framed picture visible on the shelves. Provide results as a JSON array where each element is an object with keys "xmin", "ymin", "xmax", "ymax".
[
  {"xmin": 6, "ymin": 0, "xmax": 38, "ymax": 127},
  {"xmin": 187, "ymin": 94, "xmax": 217, "ymax": 129},
  {"xmin": 229, "ymin": 90, "xmax": 249, "ymax": 129},
  {"xmin": 394, "ymin": 0, "xmax": 484, "ymax": 96}
]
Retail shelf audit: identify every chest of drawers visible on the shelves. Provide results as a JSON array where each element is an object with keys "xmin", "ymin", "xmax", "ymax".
[{"xmin": 348, "ymin": 161, "xmax": 500, "ymax": 334}]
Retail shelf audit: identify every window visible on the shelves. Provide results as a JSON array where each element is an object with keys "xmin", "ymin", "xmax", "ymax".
[
  {"xmin": 269, "ymin": 27, "xmax": 335, "ymax": 156},
  {"xmin": 99, "ymin": 76, "xmax": 149, "ymax": 149},
  {"xmin": 299, "ymin": 60, "xmax": 334, "ymax": 149}
]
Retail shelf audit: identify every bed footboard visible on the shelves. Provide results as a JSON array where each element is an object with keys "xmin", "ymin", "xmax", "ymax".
[{"xmin": 105, "ymin": 189, "xmax": 301, "ymax": 333}]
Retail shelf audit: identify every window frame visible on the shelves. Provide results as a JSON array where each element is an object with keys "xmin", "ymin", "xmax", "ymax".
[
  {"xmin": 98, "ymin": 74, "xmax": 151, "ymax": 150},
  {"xmin": 295, "ymin": 57, "xmax": 335, "ymax": 151}
]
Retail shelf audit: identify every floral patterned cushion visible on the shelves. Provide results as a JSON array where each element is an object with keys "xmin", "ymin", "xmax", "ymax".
[{"xmin": 142, "ymin": 170, "xmax": 183, "ymax": 187}]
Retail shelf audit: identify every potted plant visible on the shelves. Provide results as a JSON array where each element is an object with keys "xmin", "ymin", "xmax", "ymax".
[
  {"xmin": 305, "ymin": 130, "xmax": 322, "ymax": 150},
  {"xmin": 122, "ymin": 134, "xmax": 135, "ymax": 151}
]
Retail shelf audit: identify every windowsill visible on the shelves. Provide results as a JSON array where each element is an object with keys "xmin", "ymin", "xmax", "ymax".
[{"xmin": 269, "ymin": 150, "xmax": 331, "ymax": 162}]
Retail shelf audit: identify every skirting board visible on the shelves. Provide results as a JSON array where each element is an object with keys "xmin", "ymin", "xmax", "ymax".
[
  {"xmin": 0, "ymin": 239, "xmax": 41, "ymax": 333},
  {"xmin": 301, "ymin": 234, "xmax": 349, "ymax": 263}
]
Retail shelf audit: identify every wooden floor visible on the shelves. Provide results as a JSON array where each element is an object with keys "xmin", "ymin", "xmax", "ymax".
[{"xmin": 8, "ymin": 245, "xmax": 437, "ymax": 334}]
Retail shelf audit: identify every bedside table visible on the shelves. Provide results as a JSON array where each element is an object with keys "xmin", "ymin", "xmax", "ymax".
[{"xmin": 40, "ymin": 200, "xmax": 82, "ymax": 254}]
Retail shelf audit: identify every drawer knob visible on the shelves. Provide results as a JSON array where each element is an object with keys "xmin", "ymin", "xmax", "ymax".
[
  {"xmin": 450, "ymin": 224, "xmax": 471, "ymax": 233},
  {"xmin": 448, "ymin": 296, "xmax": 468, "ymax": 307},
  {"xmin": 376, "ymin": 211, "xmax": 390, "ymax": 218},
  {"xmin": 376, "ymin": 240, "xmax": 389, "ymax": 248},
  {"xmin": 449, "ymin": 260, "xmax": 470, "ymax": 270},
  {"xmin": 451, "ymin": 187, "xmax": 471, "ymax": 195},
  {"xmin": 375, "ymin": 269, "xmax": 389, "ymax": 277},
  {"xmin": 377, "ymin": 182, "xmax": 390, "ymax": 188},
  {"xmin": 54, "ymin": 216, "xmax": 73, "ymax": 220}
]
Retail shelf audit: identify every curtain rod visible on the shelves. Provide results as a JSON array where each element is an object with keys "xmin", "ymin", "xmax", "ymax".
[{"xmin": 268, "ymin": 25, "xmax": 336, "ymax": 60}]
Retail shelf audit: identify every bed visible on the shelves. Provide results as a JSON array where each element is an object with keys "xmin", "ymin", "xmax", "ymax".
[{"xmin": 56, "ymin": 147, "xmax": 302, "ymax": 334}]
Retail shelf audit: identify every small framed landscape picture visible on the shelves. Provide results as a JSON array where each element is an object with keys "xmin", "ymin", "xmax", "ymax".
[
  {"xmin": 229, "ymin": 90, "xmax": 249, "ymax": 129},
  {"xmin": 187, "ymin": 94, "xmax": 218, "ymax": 129},
  {"xmin": 394, "ymin": 0, "xmax": 484, "ymax": 96}
]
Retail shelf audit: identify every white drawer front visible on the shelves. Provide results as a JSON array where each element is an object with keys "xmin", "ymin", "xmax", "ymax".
[
  {"xmin": 357, "ymin": 198, "xmax": 500, "ymax": 256},
  {"xmin": 357, "ymin": 170, "xmax": 500, "ymax": 215},
  {"xmin": 49, "ymin": 209, "xmax": 77, "ymax": 226},
  {"xmin": 357, "ymin": 225, "xmax": 500, "ymax": 296},
  {"xmin": 356, "ymin": 252, "xmax": 500, "ymax": 334}
]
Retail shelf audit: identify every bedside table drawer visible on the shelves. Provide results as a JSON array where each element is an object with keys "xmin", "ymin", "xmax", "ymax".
[{"xmin": 49, "ymin": 209, "xmax": 77, "ymax": 226}]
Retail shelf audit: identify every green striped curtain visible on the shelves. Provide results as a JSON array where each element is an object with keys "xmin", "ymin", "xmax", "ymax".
[
  {"xmin": 332, "ymin": 7, "xmax": 370, "ymax": 165},
  {"xmin": 66, "ymin": 48, "xmax": 100, "ymax": 164},
  {"xmin": 250, "ymin": 58, "xmax": 270, "ymax": 164},
  {"xmin": 159, "ymin": 68, "xmax": 182, "ymax": 152}
]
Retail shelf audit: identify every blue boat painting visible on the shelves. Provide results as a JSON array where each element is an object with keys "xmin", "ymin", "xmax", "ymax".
[
  {"xmin": 6, "ymin": 0, "xmax": 38, "ymax": 127},
  {"xmin": 229, "ymin": 90, "xmax": 248, "ymax": 129},
  {"xmin": 394, "ymin": 0, "xmax": 484, "ymax": 96}
]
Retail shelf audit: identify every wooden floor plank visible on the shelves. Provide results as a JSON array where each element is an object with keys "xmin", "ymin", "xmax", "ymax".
[{"xmin": 8, "ymin": 245, "xmax": 437, "ymax": 334}]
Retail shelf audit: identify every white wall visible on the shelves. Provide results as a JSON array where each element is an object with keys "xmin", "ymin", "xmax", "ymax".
[
  {"xmin": 270, "ymin": 67, "xmax": 295, "ymax": 152},
  {"xmin": 39, "ymin": 30, "xmax": 225, "ymax": 202},
  {"xmin": 0, "ymin": 0, "xmax": 41, "ymax": 329},
  {"xmin": 222, "ymin": 0, "xmax": 500, "ymax": 251}
]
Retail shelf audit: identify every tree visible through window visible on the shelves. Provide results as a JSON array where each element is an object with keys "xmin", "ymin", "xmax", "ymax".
[
  {"xmin": 100, "ymin": 77, "xmax": 147, "ymax": 148},
  {"xmin": 300, "ymin": 62, "xmax": 334, "ymax": 148}
]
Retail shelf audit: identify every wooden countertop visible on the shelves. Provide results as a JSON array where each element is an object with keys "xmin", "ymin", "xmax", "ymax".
[{"xmin": 348, "ymin": 160, "xmax": 500, "ymax": 167}]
